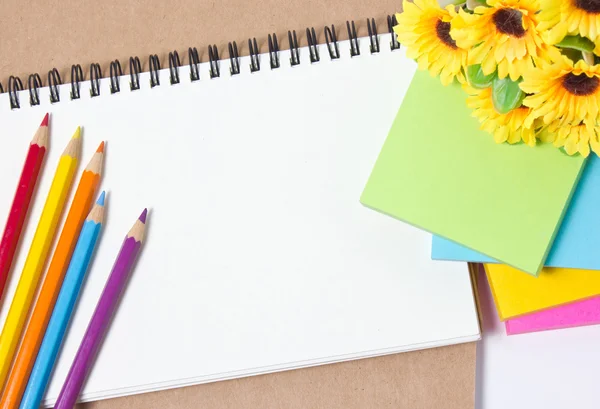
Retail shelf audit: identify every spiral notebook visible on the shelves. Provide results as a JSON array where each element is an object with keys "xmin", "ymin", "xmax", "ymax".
[{"xmin": 0, "ymin": 27, "xmax": 480, "ymax": 406}]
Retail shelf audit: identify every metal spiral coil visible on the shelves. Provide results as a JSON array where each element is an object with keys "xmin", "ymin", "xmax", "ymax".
[
  {"xmin": 228, "ymin": 42, "xmax": 240, "ymax": 75},
  {"xmin": 71, "ymin": 64, "xmax": 84, "ymax": 99},
  {"xmin": 188, "ymin": 47, "xmax": 200, "ymax": 81},
  {"xmin": 129, "ymin": 56, "xmax": 142, "ymax": 90},
  {"xmin": 288, "ymin": 30, "xmax": 300, "ymax": 66},
  {"xmin": 306, "ymin": 27, "xmax": 320, "ymax": 63},
  {"xmin": 90, "ymin": 63, "xmax": 102, "ymax": 97},
  {"xmin": 149, "ymin": 54, "xmax": 161, "ymax": 87},
  {"xmin": 208, "ymin": 45, "xmax": 220, "ymax": 79},
  {"xmin": 48, "ymin": 68, "xmax": 62, "ymax": 103},
  {"xmin": 28, "ymin": 73, "xmax": 42, "ymax": 106},
  {"xmin": 268, "ymin": 34, "xmax": 280, "ymax": 69},
  {"xmin": 8, "ymin": 76, "xmax": 23, "ymax": 109},
  {"xmin": 248, "ymin": 38, "xmax": 260, "ymax": 73},
  {"xmin": 110, "ymin": 60, "xmax": 123, "ymax": 93},
  {"xmin": 168, "ymin": 51, "xmax": 181, "ymax": 85},
  {"xmin": 324, "ymin": 25, "xmax": 340, "ymax": 60}
]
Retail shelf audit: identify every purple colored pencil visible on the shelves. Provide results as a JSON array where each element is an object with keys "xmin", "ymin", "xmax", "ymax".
[{"xmin": 54, "ymin": 209, "xmax": 148, "ymax": 409}]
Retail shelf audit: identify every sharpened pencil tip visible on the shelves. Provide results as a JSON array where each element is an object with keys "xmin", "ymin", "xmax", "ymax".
[
  {"xmin": 40, "ymin": 113, "xmax": 49, "ymax": 127},
  {"xmin": 97, "ymin": 191, "xmax": 106, "ymax": 206},
  {"xmin": 96, "ymin": 141, "xmax": 105, "ymax": 153},
  {"xmin": 139, "ymin": 208, "xmax": 148, "ymax": 223},
  {"xmin": 73, "ymin": 126, "xmax": 81, "ymax": 139}
]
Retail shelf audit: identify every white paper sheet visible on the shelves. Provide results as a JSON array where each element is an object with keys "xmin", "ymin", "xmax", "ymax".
[{"xmin": 0, "ymin": 37, "xmax": 480, "ymax": 406}]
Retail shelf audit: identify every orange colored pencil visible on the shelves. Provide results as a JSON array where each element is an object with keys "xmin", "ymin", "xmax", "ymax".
[{"xmin": 0, "ymin": 142, "xmax": 104, "ymax": 409}]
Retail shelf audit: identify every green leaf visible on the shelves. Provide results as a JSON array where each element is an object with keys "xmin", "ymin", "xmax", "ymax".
[
  {"xmin": 466, "ymin": 65, "xmax": 496, "ymax": 89},
  {"xmin": 466, "ymin": 0, "xmax": 487, "ymax": 10},
  {"xmin": 556, "ymin": 35, "xmax": 595, "ymax": 52},
  {"xmin": 492, "ymin": 76, "xmax": 524, "ymax": 114},
  {"xmin": 561, "ymin": 48, "xmax": 583, "ymax": 63}
]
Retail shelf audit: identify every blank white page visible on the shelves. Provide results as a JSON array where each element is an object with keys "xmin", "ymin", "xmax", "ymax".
[{"xmin": 0, "ymin": 37, "xmax": 480, "ymax": 406}]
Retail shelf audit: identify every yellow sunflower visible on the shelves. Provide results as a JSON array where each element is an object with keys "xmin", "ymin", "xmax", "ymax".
[
  {"xmin": 538, "ymin": 0, "xmax": 600, "ymax": 44},
  {"xmin": 394, "ymin": 0, "xmax": 467, "ymax": 85},
  {"xmin": 465, "ymin": 86, "xmax": 536, "ymax": 146},
  {"xmin": 540, "ymin": 121, "xmax": 600, "ymax": 157},
  {"xmin": 451, "ymin": 0, "xmax": 560, "ymax": 81},
  {"xmin": 521, "ymin": 56, "xmax": 600, "ymax": 129}
]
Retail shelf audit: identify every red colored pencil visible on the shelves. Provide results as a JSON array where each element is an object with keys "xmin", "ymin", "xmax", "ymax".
[{"xmin": 0, "ymin": 113, "xmax": 49, "ymax": 302}]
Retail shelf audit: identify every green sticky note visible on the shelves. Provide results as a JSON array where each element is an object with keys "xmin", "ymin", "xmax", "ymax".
[{"xmin": 360, "ymin": 70, "xmax": 586, "ymax": 277}]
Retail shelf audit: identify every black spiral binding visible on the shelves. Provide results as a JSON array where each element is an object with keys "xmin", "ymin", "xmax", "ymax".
[
  {"xmin": 288, "ymin": 30, "xmax": 300, "ymax": 66},
  {"xmin": 228, "ymin": 42, "xmax": 240, "ymax": 75},
  {"xmin": 189, "ymin": 47, "xmax": 200, "ymax": 81},
  {"xmin": 268, "ymin": 34, "xmax": 280, "ymax": 69},
  {"xmin": 48, "ymin": 68, "xmax": 62, "ymax": 103},
  {"xmin": 28, "ymin": 73, "xmax": 42, "ymax": 106},
  {"xmin": 324, "ymin": 25, "xmax": 340, "ymax": 60},
  {"xmin": 1, "ymin": 17, "xmax": 402, "ymax": 109},
  {"xmin": 90, "ymin": 63, "xmax": 102, "ymax": 97},
  {"xmin": 388, "ymin": 15, "xmax": 401, "ymax": 51},
  {"xmin": 346, "ymin": 21, "xmax": 360, "ymax": 57},
  {"xmin": 208, "ymin": 45, "xmax": 220, "ymax": 79},
  {"xmin": 129, "ymin": 57, "xmax": 142, "ymax": 90},
  {"xmin": 168, "ymin": 51, "xmax": 181, "ymax": 85},
  {"xmin": 306, "ymin": 28, "xmax": 320, "ymax": 63},
  {"xmin": 71, "ymin": 64, "xmax": 84, "ymax": 99},
  {"xmin": 110, "ymin": 60, "xmax": 123, "ymax": 93},
  {"xmin": 8, "ymin": 76, "xmax": 23, "ymax": 109},
  {"xmin": 149, "ymin": 55, "xmax": 161, "ymax": 87},
  {"xmin": 248, "ymin": 38, "xmax": 260, "ymax": 73},
  {"xmin": 367, "ymin": 18, "xmax": 380, "ymax": 54}
]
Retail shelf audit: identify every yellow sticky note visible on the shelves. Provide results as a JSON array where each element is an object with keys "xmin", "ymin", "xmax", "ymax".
[{"xmin": 485, "ymin": 263, "xmax": 600, "ymax": 320}]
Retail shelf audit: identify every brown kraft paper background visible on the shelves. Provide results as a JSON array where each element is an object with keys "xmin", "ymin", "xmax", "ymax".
[{"xmin": 0, "ymin": 1, "xmax": 478, "ymax": 408}]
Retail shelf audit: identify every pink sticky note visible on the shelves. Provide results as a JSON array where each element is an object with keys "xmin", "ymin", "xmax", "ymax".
[{"xmin": 505, "ymin": 296, "xmax": 600, "ymax": 335}]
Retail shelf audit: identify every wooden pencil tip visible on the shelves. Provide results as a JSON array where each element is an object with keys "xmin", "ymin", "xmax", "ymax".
[
  {"xmin": 88, "ymin": 193, "xmax": 106, "ymax": 223},
  {"xmin": 96, "ymin": 141, "xmax": 105, "ymax": 153},
  {"xmin": 72, "ymin": 126, "xmax": 82, "ymax": 139},
  {"xmin": 40, "ymin": 113, "xmax": 49, "ymax": 127},
  {"xmin": 128, "ymin": 209, "xmax": 147, "ymax": 241},
  {"xmin": 63, "ymin": 130, "xmax": 82, "ymax": 158},
  {"xmin": 32, "ymin": 120, "xmax": 49, "ymax": 147},
  {"xmin": 139, "ymin": 208, "xmax": 148, "ymax": 223},
  {"xmin": 85, "ymin": 144, "xmax": 104, "ymax": 174}
]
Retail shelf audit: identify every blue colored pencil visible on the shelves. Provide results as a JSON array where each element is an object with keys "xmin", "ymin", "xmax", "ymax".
[{"xmin": 19, "ymin": 192, "xmax": 106, "ymax": 409}]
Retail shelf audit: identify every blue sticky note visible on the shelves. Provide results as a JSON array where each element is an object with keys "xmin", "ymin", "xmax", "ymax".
[
  {"xmin": 432, "ymin": 155, "xmax": 600, "ymax": 270},
  {"xmin": 432, "ymin": 236, "xmax": 495, "ymax": 263}
]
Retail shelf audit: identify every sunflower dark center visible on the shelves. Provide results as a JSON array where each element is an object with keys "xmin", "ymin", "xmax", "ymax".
[
  {"xmin": 435, "ymin": 20, "xmax": 457, "ymax": 49},
  {"xmin": 492, "ymin": 8, "xmax": 526, "ymax": 38},
  {"xmin": 562, "ymin": 73, "xmax": 600, "ymax": 96},
  {"xmin": 574, "ymin": 0, "xmax": 600, "ymax": 13}
]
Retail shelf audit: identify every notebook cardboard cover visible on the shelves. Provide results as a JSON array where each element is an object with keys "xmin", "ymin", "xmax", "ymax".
[
  {"xmin": 76, "ymin": 343, "xmax": 477, "ymax": 409},
  {"xmin": 0, "ymin": 1, "xmax": 478, "ymax": 408}
]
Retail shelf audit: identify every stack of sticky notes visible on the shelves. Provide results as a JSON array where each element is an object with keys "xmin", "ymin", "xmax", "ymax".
[
  {"xmin": 432, "ymin": 153, "xmax": 600, "ymax": 334},
  {"xmin": 361, "ymin": 69, "xmax": 600, "ymax": 336}
]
